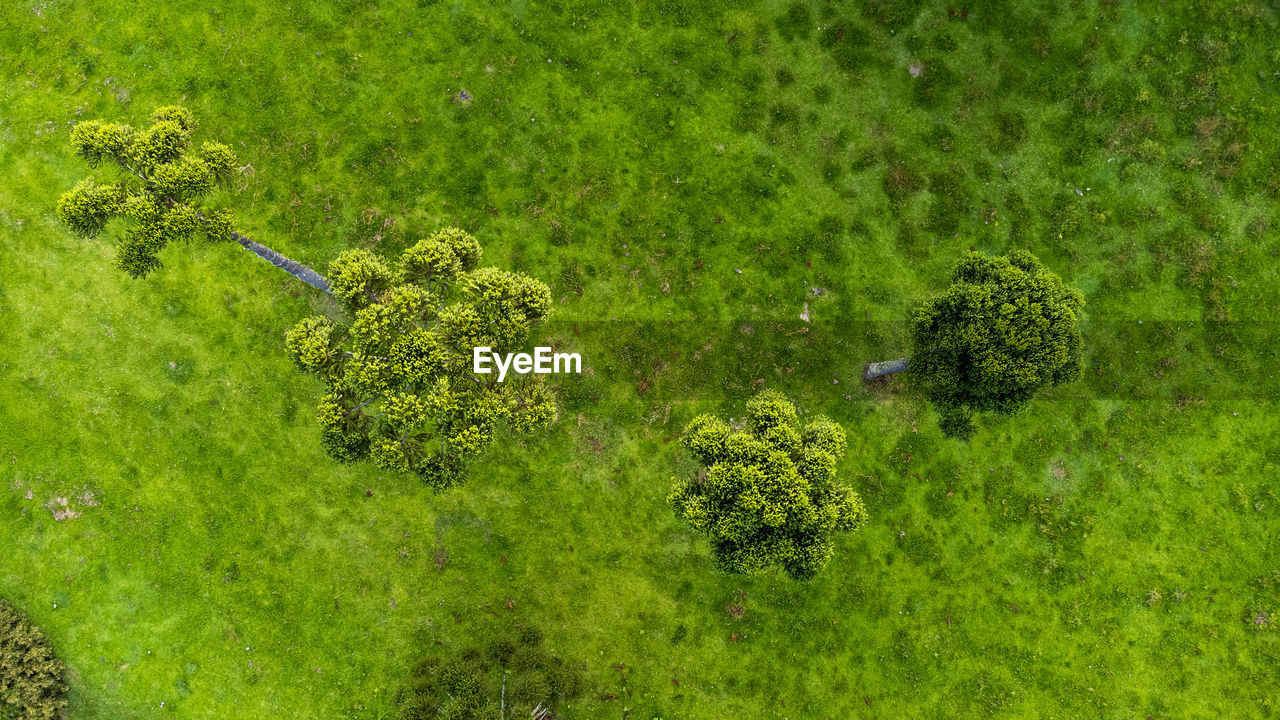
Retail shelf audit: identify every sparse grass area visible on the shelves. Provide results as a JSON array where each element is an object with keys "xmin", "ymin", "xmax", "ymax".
[{"xmin": 2, "ymin": 1, "xmax": 1279, "ymax": 718}]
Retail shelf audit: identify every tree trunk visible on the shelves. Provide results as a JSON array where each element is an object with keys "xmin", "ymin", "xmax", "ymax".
[
  {"xmin": 864, "ymin": 357, "xmax": 909, "ymax": 380},
  {"xmin": 231, "ymin": 231, "xmax": 331, "ymax": 294}
]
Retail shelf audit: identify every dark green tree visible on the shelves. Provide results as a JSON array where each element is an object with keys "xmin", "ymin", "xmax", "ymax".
[
  {"xmin": 864, "ymin": 250, "xmax": 1085, "ymax": 438},
  {"xmin": 0, "ymin": 598, "xmax": 67, "ymax": 720},
  {"xmin": 285, "ymin": 228, "xmax": 558, "ymax": 490},
  {"xmin": 57, "ymin": 105, "xmax": 330, "ymax": 291},
  {"xmin": 669, "ymin": 390, "xmax": 868, "ymax": 580},
  {"xmin": 398, "ymin": 623, "xmax": 583, "ymax": 720}
]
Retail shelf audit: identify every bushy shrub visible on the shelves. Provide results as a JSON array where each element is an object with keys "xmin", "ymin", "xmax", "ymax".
[
  {"xmin": 669, "ymin": 391, "xmax": 868, "ymax": 580},
  {"xmin": 398, "ymin": 623, "xmax": 583, "ymax": 720},
  {"xmin": 909, "ymin": 250, "xmax": 1085, "ymax": 438},
  {"xmin": 0, "ymin": 599, "xmax": 68, "ymax": 720}
]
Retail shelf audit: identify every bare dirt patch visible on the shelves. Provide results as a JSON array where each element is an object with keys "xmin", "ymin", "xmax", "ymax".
[
  {"xmin": 37, "ymin": 484, "xmax": 100, "ymax": 521},
  {"xmin": 45, "ymin": 497, "xmax": 80, "ymax": 522}
]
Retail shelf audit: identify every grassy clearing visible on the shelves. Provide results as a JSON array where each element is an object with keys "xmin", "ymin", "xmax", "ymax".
[{"xmin": 2, "ymin": 0, "xmax": 1278, "ymax": 717}]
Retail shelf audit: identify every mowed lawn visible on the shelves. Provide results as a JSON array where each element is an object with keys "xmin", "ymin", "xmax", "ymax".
[{"xmin": 2, "ymin": 0, "xmax": 1278, "ymax": 717}]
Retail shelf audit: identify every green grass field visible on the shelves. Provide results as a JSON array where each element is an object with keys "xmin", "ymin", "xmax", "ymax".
[{"xmin": 3, "ymin": 0, "xmax": 1279, "ymax": 717}]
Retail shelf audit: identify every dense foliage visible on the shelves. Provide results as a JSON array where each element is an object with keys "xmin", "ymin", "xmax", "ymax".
[
  {"xmin": 398, "ymin": 624, "xmax": 583, "ymax": 720},
  {"xmin": 0, "ymin": 599, "xmax": 67, "ymax": 720},
  {"xmin": 285, "ymin": 228, "xmax": 558, "ymax": 489},
  {"xmin": 56, "ymin": 106, "xmax": 238, "ymax": 278},
  {"xmin": 669, "ymin": 390, "xmax": 867, "ymax": 580},
  {"xmin": 909, "ymin": 251, "xmax": 1085, "ymax": 438}
]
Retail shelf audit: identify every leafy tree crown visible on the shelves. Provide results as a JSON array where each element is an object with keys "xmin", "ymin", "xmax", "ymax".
[
  {"xmin": 57, "ymin": 105, "xmax": 240, "ymax": 278},
  {"xmin": 669, "ymin": 390, "xmax": 867, "ymax": 580},
  {"xmin": 286, "ymin": 228, "xmax": 558, "ymax": 490},
  {"xmin": 909, "ymin": 250, "xmax": 1085, "ymax": 437}
]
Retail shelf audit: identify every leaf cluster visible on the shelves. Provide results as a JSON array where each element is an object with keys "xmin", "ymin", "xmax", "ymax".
[
  {"xmin": 669, "ymin": 390, "xmax": 867, "ymax": 580},
  {"xmin": 398, "ymin": 624, "xmax": 583, "ymax": 720},
  {"xmin": 0, "ymin": 599, "xmax": 67, "ymax": 720},
  {"xmin": 286, "ymin": 228, "xmax": 558, "ymax": 489},
  {"xmin": 909, "ymin": 250, "xmax": 1085, "ymax": 438},
  {"xmin": 57, "ymin": 105, "xmax": 238, "ymax": 278}
]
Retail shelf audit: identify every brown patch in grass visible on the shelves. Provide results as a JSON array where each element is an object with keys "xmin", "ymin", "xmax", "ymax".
[
  {"xmin": 1195, "ymin": 115, "xmax": 1222, "ymax": 140},
  {"xmin": 571, "ymin": 415, "xmax": 611, "ymax": 458},
  {"xmin": 885, "ymin": 164, "xmax": 921, "ymax": 199},
  {"xmin": 1179, "ymin": 239, "xmax": 1217, "ymax": 286},
  {"xmin": 45, "ymin": 497, "xmax": 80, "ymax": 521},
  {"xmin": 726, "ymin": 589, "xmax": 747, "ymax": 621},
  {"xmin": 1174, "ymin": 392, "xmax": 1206, "ymax": 412},
  {"xmin": 864, "ymin": 373, "xmax": 904, "ymax": 404}
]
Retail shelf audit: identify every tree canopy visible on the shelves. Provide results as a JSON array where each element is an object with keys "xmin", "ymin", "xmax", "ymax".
[
  {"xmin": 285, "ymin": 227, "xmax": 558, "ymax": 489},
  {"xmin": 0, "ymin": 598, "xmax": 67, "ymax": 720},
  {"xmin": 909, "ymin": 250, "xmax": 1085, "ymax": 438},
  {"xmin": 57, "ymin": 106, "xmax": 330, "ymax": 291},
  {"xmin": 57, "ymin": 106, "xmax": 240, "ymax": 278},
  {"xmin": 669, "ymin": 390, "xmax": 867, "ymax": 580}
]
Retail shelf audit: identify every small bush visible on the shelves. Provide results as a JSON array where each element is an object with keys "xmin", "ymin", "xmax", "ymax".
[
  {"xmin": 669, "ymin": 390, "xmax": 868, "ymax": 580},
  {"xmin": 398, "ymin": 623, "xmax": 583, "ymax": 720},
  {"xmin": 0, "ymin": 598, "xmax": 68, "ymax": 720}
]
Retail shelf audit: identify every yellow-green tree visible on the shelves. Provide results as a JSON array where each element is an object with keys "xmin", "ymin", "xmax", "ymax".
[
  {"xmin": 58, "ymin": 107, "xmax": 560, "ymax": 489},
  {"xmin": 57, "ymin": 106, "xmax": 331, "ymax": 291},
  {"xmin": 669, "ymin": 390, "xmax": 867, "ymax": 580},
  {"xmin": 286, "ymin": 228, "xmax": 558, "ymax": 490}
]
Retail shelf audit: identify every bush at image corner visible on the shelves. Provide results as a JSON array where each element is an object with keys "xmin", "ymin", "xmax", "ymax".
[{"xmin": 0, "ymin": 599, "xmax": 68, "ymax": 720}]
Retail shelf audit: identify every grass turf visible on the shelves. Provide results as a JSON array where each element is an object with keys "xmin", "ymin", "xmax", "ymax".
[{"xmin": 2, "ymin": 0, "xmax": 1279, "ymax": 717}]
